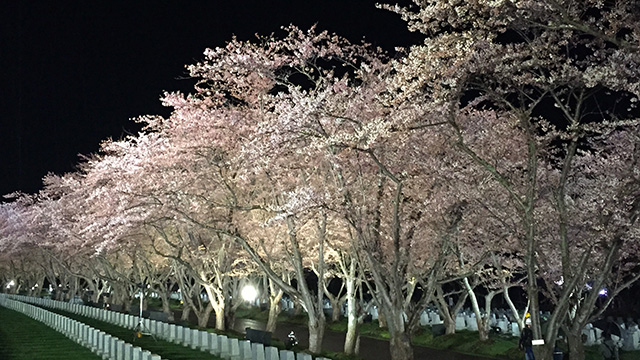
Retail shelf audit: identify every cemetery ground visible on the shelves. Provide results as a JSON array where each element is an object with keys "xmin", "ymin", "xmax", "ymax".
[
  {"xmin": 28, "ymin": 305, "xmax": 219, "ymax": 360},
  {"xmin": 0, "ymin": 306, "xmax": 101, "ymax": 360},
  {"xmin": 12, "ymin": 296, "xmax": 640, "ymax": 360},
  {"xmin": 229, "ymin": 306, "xmax": 640, "ymax": 360}
]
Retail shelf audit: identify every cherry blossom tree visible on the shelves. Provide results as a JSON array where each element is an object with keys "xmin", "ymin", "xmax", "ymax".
[{"xmin": 385, "ymin": 1, "xmax": 640, "ymax": 358}]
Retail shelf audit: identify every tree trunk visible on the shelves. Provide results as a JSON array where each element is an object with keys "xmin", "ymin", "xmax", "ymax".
[
  {"xmin": 197, "ymin": 304, "xmax": 214, "ymax": 329},
  {"xmin": 384, "ymin": 308, "xmax": 414, "ymax": 360},
  {"xmin": 330, "ymin": 298, "xmax": 341, "ymax": 322},
  {"xmin": 566, "ymin": 331, "xmax": 584, "ymax": 360},
  {"xmin": 344, "ymin": 299, "xmax": 358, "ymax": 354},
  {"xmin": 160, "ymin": 294, "xmax": 175, "ymax": 322},
  {"xmin": 308, "ymin": 317, "xmax": 326, "ymax": 354},
  {"xmin": 266, "ymin": 295, "xmax": 282, "ymax": 333},
  {"xmin": 477, "ymin": 322, "xmax": 489, "ymax": 342},
  {"xmin": 181, "ymin": 306, "xmax": 191, "ymax": 322},
  {"xmin": 224, "ymin": 306, "xmax": 235, "ymax": 330},
  {"xmin": 389, "ymin": 330, "xmax": 413, "ymax": 360},
  {"xmin": 445, "ymin": 320, "xmax": 456, "ymax": 335},
  {"xmin": 378, "ymin": 312, "xmax": 387, "ymax": 328},
  {"xmin": 292, "ymin": 301, "xmax": 302, "ymax": 316},
  {"xmin": 343, "ymin": 276, "xmax": 358, "ymax": 355}
]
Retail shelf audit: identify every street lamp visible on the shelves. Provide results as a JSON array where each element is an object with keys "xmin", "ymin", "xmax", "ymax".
[{"xmin": 241, "ymin": 284, "xmax": 258, "ymax": 303}]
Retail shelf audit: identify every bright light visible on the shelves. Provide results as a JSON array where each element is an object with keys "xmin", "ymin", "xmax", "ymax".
[
  {"xmin": 241, "ymin": 285, "xmax": 258, "ymax": 302},
  {"xmin": 5, "ymin": 280, "xmax": 15, "ymax": 289},
  {"xmin": 599, "ymin": 288, "xmax": 608, "ymax": 296}
]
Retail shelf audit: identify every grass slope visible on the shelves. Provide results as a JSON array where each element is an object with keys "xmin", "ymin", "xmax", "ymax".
[
  {"xmin": 42, "ymin": 306, "xmax": 221, "ymax": 360},
  {"xmin": 0, "ymin": 306, "xmax": 101, "ymax": 360}
]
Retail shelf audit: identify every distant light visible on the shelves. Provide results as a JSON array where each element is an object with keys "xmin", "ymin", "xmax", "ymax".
[
  {"xmin": 585, "ymin": 283, "xmax": 593, "ymax": 290},
  {"xmin": 6, "ymin": 280, "xmax": 15, "ymax": 289},
  {"xmin": 241, "ymin": 285, "xmax": 258, "ymax": 302},
  {"xmin": 599, "ymin": 288, "xmax": 608, "ymax": 296}
]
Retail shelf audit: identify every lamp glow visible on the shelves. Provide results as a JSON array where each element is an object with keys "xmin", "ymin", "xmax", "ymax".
[{"xmin": 241, "ymin": 285, "xmax": 258, "ymax": 302}]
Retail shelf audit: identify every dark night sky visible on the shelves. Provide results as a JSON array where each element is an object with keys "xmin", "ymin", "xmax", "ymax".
[{"xmin": 0, "ymin": 1, "xmax": 421, "ymax": 196}]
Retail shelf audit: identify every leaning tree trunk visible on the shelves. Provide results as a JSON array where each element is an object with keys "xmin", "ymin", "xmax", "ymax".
[
  {"xmin": 197, "ymin": 304, "xmax": 214, "ymax": 329},
  {"xmin": 266, "ymin": 291, "xmax": 283, "ymax": 333},
  {"xmin": 213, "ymin": 305, "xmax": 225, "ymax": 331}
]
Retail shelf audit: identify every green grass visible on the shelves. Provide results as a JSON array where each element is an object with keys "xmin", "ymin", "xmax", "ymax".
[
  {"xmin": 145, "ymin": 298, "xmax": 183, "ymax": 310},
  {"xmin": 0, "ymin": 306, "xmax": 101, "ymax": 360},
  {"xmin": 327, "ymin": 319, "xmax": 640, "ymax": 360},
  {"xmin": 42, "ymin": 307, "xmax": 222, "ymax": 360}
]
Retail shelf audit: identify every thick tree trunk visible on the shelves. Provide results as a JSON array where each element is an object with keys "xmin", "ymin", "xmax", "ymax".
[
  {"xmin": 385, "ymin": 308, "xmax": 414, "ymax": 360},
  {"xmin": 389, "ymin": 330, "xmax": 413, "ymax": 360},
  {"xmin": 445, "ymin": 320, "xmax": 456, "ymax": 335},
  {"xmin": 308, "ymin": 317, "xmax": 326, "ymax": 354},
  {"xmin": 477, "ymin": 322, "xmax": 489, "ymax": 342}
]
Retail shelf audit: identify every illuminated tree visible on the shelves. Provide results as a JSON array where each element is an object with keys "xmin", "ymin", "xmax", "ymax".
[{"xmin": 385, "ymin": 1, "xmax": 640, "ymax": 358}]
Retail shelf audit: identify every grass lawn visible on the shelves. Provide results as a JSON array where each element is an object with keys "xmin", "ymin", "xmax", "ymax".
[
  {"xmin": 0, "ymin": 306, "xmax": 101, "ymax": 360},
  {"xmin": 326, "ymin": 317, "xmax": 640, "ymax": 360},
  {"xmin": 41, "ymin": 307, "xmax": 222, "ymax": 360}
]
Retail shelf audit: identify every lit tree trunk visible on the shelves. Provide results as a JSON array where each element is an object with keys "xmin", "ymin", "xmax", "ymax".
[
  {"xmin": 342, "ymin": 256, "xmax": 359, "ymax": 355},
  {"xmin": 308, "ymin": 316, "xmax": 326, "ymax": 354},
  {"xmin": 266, "ymin": 279, "xmax": 283, "ymax": 333},
  {"xmin": 344, "ymin": 299, "xmax": 358, "ymax": 354},
  {"xmin": 203, "ymin": 279, "xmax": 227, "ymax": 331},
  {"xmin": 503, "ymin": 284, "xmax": 527, "ymax": 331}
]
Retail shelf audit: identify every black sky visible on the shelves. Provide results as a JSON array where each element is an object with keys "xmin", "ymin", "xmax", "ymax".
[{"xmin": 0, "ymin": 1, "xmax": 421, "ymax": 196}]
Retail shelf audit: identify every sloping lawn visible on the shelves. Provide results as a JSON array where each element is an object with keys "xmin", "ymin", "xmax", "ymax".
[
  {"xmin": 0, "ymin": 306, "xmax": 101, "ymax": 360},
  {"xmin": 42, "ymin": 306, "xmax": 221, "ymax": 360}
]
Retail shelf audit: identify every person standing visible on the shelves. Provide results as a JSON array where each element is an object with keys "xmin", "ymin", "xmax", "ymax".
[{"xmin": 519, "ymin": 318, "xmax": 535, "ymax": 360}]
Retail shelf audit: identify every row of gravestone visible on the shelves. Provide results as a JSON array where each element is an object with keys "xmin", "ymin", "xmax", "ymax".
[
  {"xmin": 8, "ymin": 294, "xmax": 331, "ymax": 360},
  {"xmin": 359, "ymin": 302, "xmax": 640, "ymax": 351},
  {"xmin": 0, "ymin": 295, "xmax": 160, "ymax": 360},
  {"xmin": 583, "ymin": 322, "xmax": 640, "ymax": 351}
]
